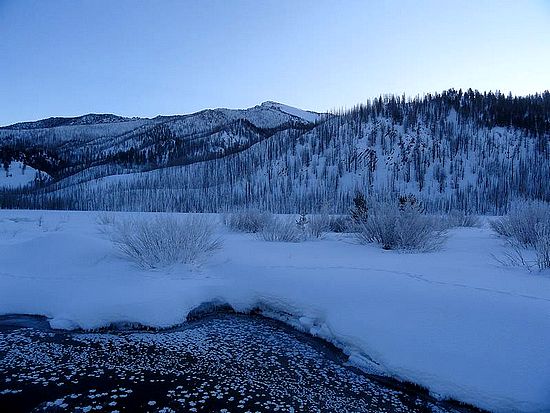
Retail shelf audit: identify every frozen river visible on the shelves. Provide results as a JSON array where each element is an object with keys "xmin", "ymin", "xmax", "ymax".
[{"xmin": 0, "ymin": 313, "xmax": 480, "ymax": 412}]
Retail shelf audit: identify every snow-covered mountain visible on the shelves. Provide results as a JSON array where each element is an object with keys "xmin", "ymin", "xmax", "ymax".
[
  {"xmin": 0, "ymin": 102, "xmax": 321, "ymax": 144},
  {"xmin": 0, "ymin": 101, "xmax": 322, "ymax": 180},
  {"xmin": 1, "ymin": 90, "xmax": 549, "ymax": 213},
  {"xmin": 0, "ymin": 114, "xmax": 136, "ymax": 130}
]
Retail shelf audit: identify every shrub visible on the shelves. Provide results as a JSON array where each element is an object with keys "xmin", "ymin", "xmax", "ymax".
[
  {"xmin": 328, "ymin": 215, "xmax": 353, "ymax": 233},
  {"xmin": 96, "ymin": 212, "xmax": 117, "ymax": 235},
  {"xmin": 444, "ymin": 210, "xmax": 481, "ymax": 228},
  {"xmin": 296, "ymin": 213, "xmax": 309, "ymax": 235},
  {"xmin": 224, "ymin": 209, "xmax": 273, "ymax": 233},
  {"xmin": 350, "ymin": 192, "xmax": 369, "ymax": 224},
  {"xmin": 96, "ymin": 212, "xmax": 116, "ymax": 226},
  {"xmin": 490, "ymin": 201, "xmax": 550, "ymax": 247},
  {"xmin": 490, "ymin": 201, "xmax": 550, "ymax": 272},
  {"xmin": 535, "ymin": 220, "xmax": 550, "ymax": 270},
  {"xmin": 110, "ymin": 215, "xmax": 222, "ymax": 269},
  {"xmin": 308, "ymin": 213, "xmax": 331, "ymax": 238},
  {"xmin": 258, "ymin": 216, "xmax": 303, "ymax": 242},
  {"xmin": 355, "ymin": 201, "xmax": 446, "ymax": 251}
]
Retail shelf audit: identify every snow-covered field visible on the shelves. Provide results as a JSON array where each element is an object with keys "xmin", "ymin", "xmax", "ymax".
[{"xmin": 0, "ymin": 210, "xmax": 548, "ymax": 412}]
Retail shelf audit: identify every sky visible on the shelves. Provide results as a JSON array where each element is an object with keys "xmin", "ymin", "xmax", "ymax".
[{"xmin": 0, "ymin": 0, "xmax": 549, "ymax": 125}]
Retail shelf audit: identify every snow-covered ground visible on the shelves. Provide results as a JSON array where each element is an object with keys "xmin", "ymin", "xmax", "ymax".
[{"xmin": 0, "ymin": 210, "xmax": 548, "ymax": 412}]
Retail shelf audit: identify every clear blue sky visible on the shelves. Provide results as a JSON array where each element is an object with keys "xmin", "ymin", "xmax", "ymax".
[{"xmin": 1, "ymin": 0, "xmax": 549, "ymax": 125}]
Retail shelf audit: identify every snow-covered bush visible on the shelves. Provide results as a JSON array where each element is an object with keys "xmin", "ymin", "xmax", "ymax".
[
  {"xmin": 96, "ymin": 212, "xmax": 117, "ymax": 235},
  {"xmin": 355, "ymin": 201, "xmax": 446, "ymax": 251},
  {"xmin": 307, "ymin": 213, "xmax": 330, "ymax": 238},
  {"xmin": 224, "ymin": 209, "xmax": 273, "ymax": 233},
  {"xmin": 490, "ymin": 201, "xmax": 550, "ymax": 247},
  {"xmin": 295, "ymin": 213, "xmax": 309, "ymax": 236},
  {"xmin": 258, "ymin": 216, "xmax": 303, "ymax": 243},
  {"xmin": 328, "ymin": 215, "xmax": 353, "ymax": 233},
  {"xmin": 490, "ymin": 202, "xmax": 550, "ymax": 271},
  {"xmin": 494, "ymin": 220, "xmax": 550, "ymax": 272},
  {"xmin": 350, "ymin": 192, "xmax": 369, "ymax": 224},
  {"xmin": 110, "ymin": 215, "xmax": 222, "ymax": 268},
  {"xmin": 96, "ymin": 212, "xmax": 116, "ymax": 226},
  {"xmin": 443, "ymin": 210, "xmax": 481, "ymax": 228},
  {"xmin": 535, "ymin": 221, "xmax": 550, "ymax": 271}
]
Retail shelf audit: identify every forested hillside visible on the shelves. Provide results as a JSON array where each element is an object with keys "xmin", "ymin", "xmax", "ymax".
[{"xmin": 1, "ymin": 89, "xmax": 548, "ymax": 213}]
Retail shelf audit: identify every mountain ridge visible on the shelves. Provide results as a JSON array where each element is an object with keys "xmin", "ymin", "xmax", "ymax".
[
  {"xmin": 0, "ymin": 101, "xmax": 323, "ymax": 130},
  {"xmin": 1, "ymin": 89, "xmax": 549, "ymax": 213}
]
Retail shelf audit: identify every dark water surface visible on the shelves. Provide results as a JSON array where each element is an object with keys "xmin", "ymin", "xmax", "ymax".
[{"xmin": 0, "ymin": 313, "xmax": 478, "ymax": 413}]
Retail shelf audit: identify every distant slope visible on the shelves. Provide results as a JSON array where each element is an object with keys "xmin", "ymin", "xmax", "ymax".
[
  {"xmin": 1, "ymin": 90, "xmax": 549, "ymax": 213},
  {"xmin": 0, "ymin": 102, "xmax": 324, "ymax": 181},
  {"xmin": 0, "ymin": 114, "xmax": 135, "ymax": 130}
]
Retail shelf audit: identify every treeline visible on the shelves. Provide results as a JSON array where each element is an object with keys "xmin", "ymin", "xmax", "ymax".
[{"xmin": 345, "ymin": 88, "xmax": 550, "ymax": 138}]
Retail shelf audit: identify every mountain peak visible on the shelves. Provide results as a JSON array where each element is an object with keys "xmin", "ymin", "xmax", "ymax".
[
  {"xmin": 259, "ymin": 100, "xmax": 283, "ymax": 107},
  {"xmin": 257, "ymin": 101, "xmax": 321, "ymax": 123}
]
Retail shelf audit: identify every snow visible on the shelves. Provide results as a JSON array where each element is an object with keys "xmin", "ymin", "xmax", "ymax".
[
  {"xmin": 30, "ymin": 108, "xmax": 543, "ymax": 215},
  {"xmin": 0, "ymin": 161, "xmax": 48, "ymax": 188},
  {"xmin": 259, "ymin": 101, "xmax": 322, "ymax": 123},
  {"xmin": 0, "ymin": 102, "xmax": 320, "ymax": 150},
  {"xmin": 0, "ymin": 119, "xmax": 150, "ymax": 144},
  {"xmin": 0, "ymin": 210, "xmax": 549, "ymax": 412}
]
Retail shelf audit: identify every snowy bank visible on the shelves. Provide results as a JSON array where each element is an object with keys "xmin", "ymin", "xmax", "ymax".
[{"xmin": 0, "ymin": 210, "xmax": 549, "ymax": 412}]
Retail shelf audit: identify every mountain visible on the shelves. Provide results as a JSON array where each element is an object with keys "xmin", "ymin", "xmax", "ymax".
[
  {"xmin": 1, "ymin": 90, "xmax": 549, "ymax": 213},
  {"xmin": 0, "ymin": 114, "xmax": 135, "ymax": 130},
  {"xmin": 0, "ymin": 102, "xmax": 322, "ymax": 179}
]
